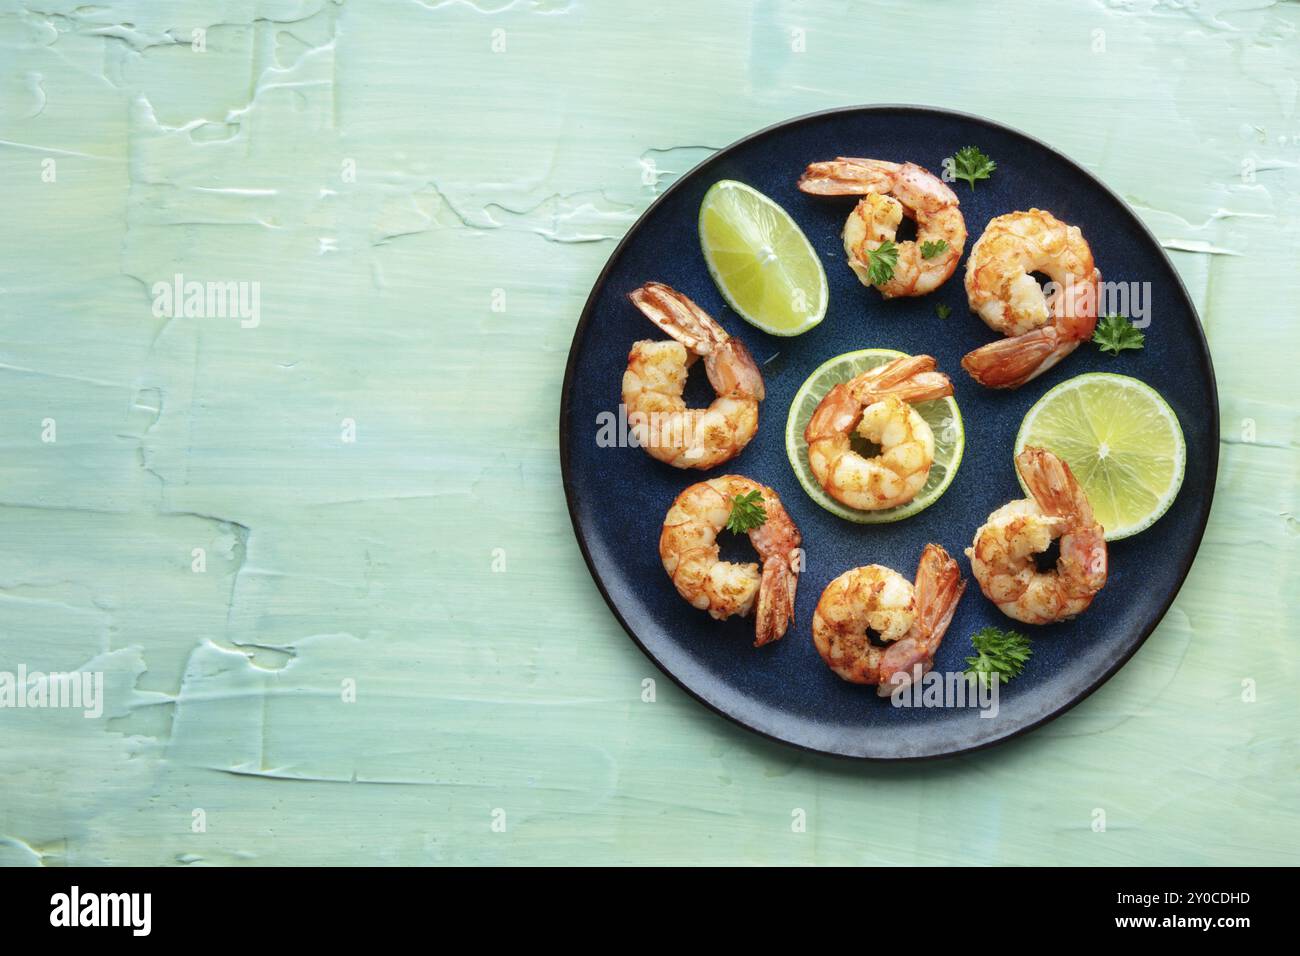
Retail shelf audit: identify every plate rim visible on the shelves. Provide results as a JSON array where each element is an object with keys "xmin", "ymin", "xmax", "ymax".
[{"xmin": 557, "ymin": 103, "xmax": 1220, "ymax": 762}]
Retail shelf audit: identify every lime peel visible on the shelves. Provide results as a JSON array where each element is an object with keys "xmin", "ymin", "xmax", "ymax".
[
  {"xmin": 699, "ymin": 180, "xmax": 827, "ymax": 337},
  {"xmin": 1014, "ymin": 372, "xmax": 1186, "ymax": 541},
  {"xmin": 784, "ymin": 349, "xmax": 964, "ymax": 523}
]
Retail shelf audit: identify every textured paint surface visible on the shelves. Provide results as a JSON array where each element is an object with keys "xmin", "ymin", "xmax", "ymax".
[{"xmin": 0, "ymin": 0, "xmax": 1296, "ymax": 865}]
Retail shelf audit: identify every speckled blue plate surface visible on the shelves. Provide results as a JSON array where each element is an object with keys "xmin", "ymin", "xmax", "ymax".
[{"xmin": 559, "ymin": 106, "xmax": 1217, "ymax": 760}]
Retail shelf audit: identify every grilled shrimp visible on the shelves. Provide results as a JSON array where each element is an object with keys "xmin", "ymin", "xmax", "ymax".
[
  {"xmin": 623, "ymin": 282, "xmax": 764, "ymax": 469},
  {"xmin": 962, "ymin": 209, "xmax": 1101, "ymax": 388},
  {"xmin": 798, "ymin": 158, "xmax": 966, "ymax": 297},
  {"xmin": 812, "ymin": 544, "xmax": 966, "ymax": 695},
  {"xmin": 966, "ymin": 447, "xmax": 1107, "ymax": 624},
  {"xmin": 660, "ymin": 475, "xmax": 802, "ymax": 646},
  {"xmin": 803, "ymin": 354, "xmax": 954, "ymax": 511}
]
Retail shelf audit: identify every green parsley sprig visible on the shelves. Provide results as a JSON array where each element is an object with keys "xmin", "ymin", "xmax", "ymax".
[
  {"xmin": 952, "ymin": 145, "xmax": 996, "ymax": 189},
  {"xmin": 920, "ymin": 239, "xmax": 949, "ymax": 259},
  {"xmin": 935, "ymin": 303, "xmax": 952, "ymax": 320},
  {"xmin": 1092, "ymin": 314, "xmax": 1145, "ymax": 356},
  {"xmin": 964, "ymin": 627, "xmax": 1032, "ymax": 687},
  {"xmin": 725, "ymin": 490, "xmax": 768, "ymax": 534},
  {"xmin": 865, "ymin": 240, "xmax": 899, "ymax": 285}
]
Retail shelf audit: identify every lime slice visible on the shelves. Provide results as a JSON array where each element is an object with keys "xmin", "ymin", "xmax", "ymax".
[
  {"xmin": 699, "ymin": 180, "xmax": 827, "ymax": 337},
  {"xmin": 1015, "ymin": 373, "xmax": 1186, "ymax": 541},
  {"xmin": 785, "ymin": 349, "xmax": 965, "ymax": 523}
]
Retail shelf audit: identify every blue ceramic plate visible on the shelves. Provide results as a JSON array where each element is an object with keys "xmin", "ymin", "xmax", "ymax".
[{"xmin": 560, "ymin": 106, "xmax": 1217, "ymax": 760}]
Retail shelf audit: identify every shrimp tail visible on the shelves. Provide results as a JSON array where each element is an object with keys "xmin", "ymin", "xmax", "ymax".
[
  {"xmin": 1016, "ymin": 446, "xmax": 1092, "ymax": 524},
  {"xmin": 849, "ymin": 354, "xmax": 953, "ymax": 404},
  {"xmin": 961, "ymin": 326, "xmax": 1079, "ymax": 389},
  {"xmin": 629, "ymin": 282, "xmax": 727, "ymax": 356},
  {"xmin": 911, "ymin": 543, "xmax": 967, "ymax": 648},
  {"xmin": 754, "ymin": 555, "xmax": 797, "ymax": 647},
  {"xmin": 876, "ymin": 544, "xmax": 966, "ymax": 695},
  {"xmin": 1016, "ymin": 447, "xmax": 1108, "ymax": 598},
  {"xmin": 797, "ymin": 157, "xmax": 899, "ymax": 195}
]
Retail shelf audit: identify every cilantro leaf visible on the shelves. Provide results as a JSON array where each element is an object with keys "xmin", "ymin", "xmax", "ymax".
[
  {"xmin": 964, "ymin": 627, "xmax": 1032, "ymax": 687},
  {"xmin": 920, "ymin": 239, "xmax": 949, "ymax": 259},
  {"xmin": 725, "ymin": 490, "xmax": 768, "ymax": 534},
  {"xmin": 866, "ymin": 240, "xmax": 899, "ymax": 285},
  {"xmin": 952, "ymin": 145, "xmax": 996, "ymax": 189},
  {"xmin": 935, "ymin": 302, "xmax": 952, "ymax": 320},
  {"xmin": 1092, "ymin": 314, "xmax": 1145, "ymax": 356}
]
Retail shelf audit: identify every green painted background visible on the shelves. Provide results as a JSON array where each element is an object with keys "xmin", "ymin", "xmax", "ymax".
[{"xmin": 1, "ymin": 0, "xmax": 1296, "ymax": 866}]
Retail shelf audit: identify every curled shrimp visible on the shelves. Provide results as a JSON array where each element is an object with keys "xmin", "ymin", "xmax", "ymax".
[
  {"xmin": 966, "ymin": 447, "xmax": 1108, "ymax": 624},
  {"xmin": 798, "ymin": 158, "xmax": 966, "ymax": 297},
  {"xmin": 622, "ymin": 282, "xmax": 764, "ymax": 470},
  {"xmin": 962, "ymin": 209, "xmax": 1101, "ymax": 388},
  {"xmin": 812, "ymin": 544, "xmax": 966, "ymax": 695},
  {"xmin": 803, "ymin": 354, "xmax": 954, "ymax": 511},
  {"xmin": 660, "ymin": 476, "xmax": 801, "ymax": 646}
]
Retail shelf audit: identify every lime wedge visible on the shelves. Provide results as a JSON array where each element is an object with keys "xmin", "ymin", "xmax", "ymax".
[
  {"xmin": 699, "ymin": 180, "xmax": 827, "ymax": 337},
  {"xmin": 1015, "ymin": 373, "xmax": 1186, "ymax": 541},
  {"xmin": 785, "ymin": 349, "xmax": 965, "ymax": 523}
]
